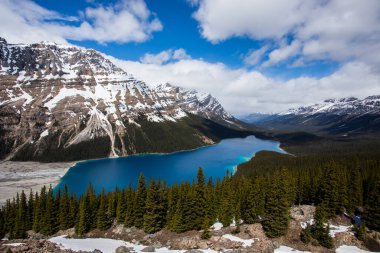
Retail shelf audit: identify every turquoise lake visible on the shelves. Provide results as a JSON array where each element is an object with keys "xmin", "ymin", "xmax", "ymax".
[{"xmin": 55, "ymin": 135, "xmax": 284, "ymax": 195}]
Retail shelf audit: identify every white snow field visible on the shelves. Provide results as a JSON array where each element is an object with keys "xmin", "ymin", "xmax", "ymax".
[
  {"xmin": 222, "ymin": 234, "xmax": 257, "ymax": 247},
  {"xmin": 274, "ymin": 246, "xmax": 311, "ymax": 253}
]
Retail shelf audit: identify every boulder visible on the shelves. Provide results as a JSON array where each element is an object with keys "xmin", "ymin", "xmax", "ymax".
[
  {"xmin": 115, "ymin": 246, "xmax": 132, "ymax": 253},
  {"xmin": 141, "ymin": 246, "xmax": 155, "ymax": 252}
]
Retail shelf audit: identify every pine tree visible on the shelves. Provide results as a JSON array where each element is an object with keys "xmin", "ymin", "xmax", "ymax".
[
  {"xmin": 244, "ymin": 179, "xmax": 265, "ymax": 224},
  {"xmin": 69, "ymin": 193, "xmax": 77, "ymax": 229},
  {"xmin": 311, "ymin": 206, "xmax": 334, "ymax": 249},
  {"xmin": 97, "ymin": 189, "xmax": 111, "ymax": 230},
  {"xmin": 134, "ymin": 173, "xmax": 147, "ymax": 228},
  {"xmin": 124, "ymin": 184, "xmax": 135, "ymax": 227},
  {"xmin": 13, "ymin": 191, "xmax": 27, "ymax": 239},
  {"xmin": 77, "ymin": 197, "xmax": 90, "ymax": 236},
  {"xmin": 143, "ymin": 179, "xmax": 162, "ymax": 233},
  {"xmin": 116, "ymin": 189, "xmax": 127, "ymax": 223},
  {"xmin": 365, "ymin": 179, "xmax": 380, "ymax": 231},
  {"xmin": 26, "ymin": 190, "xmax": 33, "ymax": 231},
  {"xmin": 193, "ymin": 168, "xmax": 207, "ymax": 229},
  {"xmin": 349, "ymin": 166, "xmax": 363, "ymax": 213},
  {"xmin": 301, "ymin": 224, "xmax": 312, "ymax": 244},
  {"xmin": 59, "ymin": 185, "xmax": 71, "ymax": 230},
  {"xmin": 32, "ymin": 192, "xmax": 41, "ymax": 232},
  {"xmin": 262, "ymin": 169, "xmax": 290, "ymax": 238},
  {"xmin": 219, "ymin": 178, "xmax": 234, "ymax": 227},
  {"xmin": 41, "ymin": 186, "xmax": 58, "ymax": 235},
  {"xmin": 201, "ymin": 217, "xmax": 211, "ymax": 240}
]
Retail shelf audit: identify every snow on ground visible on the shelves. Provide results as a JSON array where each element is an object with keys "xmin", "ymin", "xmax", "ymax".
[
  {"xmin": 329, "ymin": 224, "xmax": 352, "ymax": 237},
  {"xmin": 300, "ymin": 218, "xmax": 314, "ymax": 229},
  {"xmin": 222, "ymin": 234, "xmax": 256, "ymax": 247},
  {"xmin": 210, "ymin": 221, "xmax": 223, "ymax": 231},
  {"xmin": 274, "ymin": 246, "xmax": 311, "ymax": 253},
  {"xmin": 336, "ymin": 245, "xmax": 372, "ymax": 253},
  {"xmin": 49, "ymin": 236, "xmax": 220, "ymax": 253},
  {"xmin": 3, "ymin": 243, "xmax": 26, "ymax": 247}
]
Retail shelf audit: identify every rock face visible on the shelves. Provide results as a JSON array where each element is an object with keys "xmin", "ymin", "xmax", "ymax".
[
  {"xmin": 0, "ymin": 38, "xmax": 245, "ymax": 162},
  {"xmin": 250, "ymin": 96, "xmax": 380, "ymax": 136}
]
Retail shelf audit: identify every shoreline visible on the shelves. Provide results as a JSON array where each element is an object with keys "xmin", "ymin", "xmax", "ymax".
[{"xmin": 0, "ymin": 160, "xmax": 74, "ymax": 205}]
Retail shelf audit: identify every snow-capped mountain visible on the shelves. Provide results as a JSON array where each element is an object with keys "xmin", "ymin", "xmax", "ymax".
[
  {"xmin": 281, "ymin": 96, "xmax": 380, "ymax": 116},
  {"xmin": 0, "ymin": 38, "xmax": 243, "ymax": 162},
  {"xmin": 251, "ymin": 96, "xmax": 380, "ymax": 136}
]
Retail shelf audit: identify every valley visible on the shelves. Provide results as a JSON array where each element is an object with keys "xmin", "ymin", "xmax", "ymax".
[{"xmin": 0, "ymin": 36, "xmax": 379, "ymax": 253}]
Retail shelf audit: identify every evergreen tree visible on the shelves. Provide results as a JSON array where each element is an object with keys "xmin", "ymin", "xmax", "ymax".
[
  {"xmin": 26, "ymin": 190, "xmax": 34, "ymax": 231},
  {"xmin": 244, "ymin": 179, "xmax": 265, "ymax": 224},
  {"xmin": 124, "ymin": 184, "xmax": 135, "ymax": 227},
  {"xmin": 59, "ymin": 185, "xmax": 71, "ymax": 230},
  {"xmin": 200, "ymin": 217, "xmax": 211, "ymax": 240},
  {"xmin": 310, "ymin": 206, "xmax": 334, "ymax": 249},
  {"xmin": 77, "ymin": 197, "xmax": 90, "ymax": 236},
  {"xmin": 14, "ymin": 191, "xmax": 27, "ymax": 239},
  {"xmin": 32, "ymin": 192, "xmax": 41, "ymax": 232},
  {"xmin": 193, "ymin": 168, "xmax": 207, "ymax": 229},
  {"xmin": 97, "ymin": 189, "xmax": 111, "ymax": 230},
  {"xmin": 41, "ymin": 186, "xmax": 58, "ymax": 235},
  {"xmin": 69, "ymin": 193, "xmax": 77, "ymax": 229},
  {"xmin": 365, "ymin": 179, "xmax": 380, "ymax": 231},
  {"xmin": 300, "ymin": 224, "xmax": 312, "ymax": 244},
  {"xmin": 262, "ymin": 169, "xmax": 290, "ymax": 238},
  {"xmin": 133, "ymin": 173, "xmax": 147, "ymax": 228},
  {"xmin": 116, "ymin": 189, "xmax": 127, "ymax": 223},
  {"xmin": 219, "ymin": 177, "xmax": 234, "ymax": 227},
  {"xmin": 143, "ymin": 179, "xmax": 162, "ymax": 233},
  {"xmin": 349, "ymin": 166, "xmax": 363, "ymax": 213}
]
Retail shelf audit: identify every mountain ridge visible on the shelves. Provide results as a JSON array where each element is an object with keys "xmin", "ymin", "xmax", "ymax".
[
  {"xmin": 0, "ymin": 37, "xmax": 248, "ymax": 162},
  {"xmin": 246, "ymin": 95, "xmax": 380, "ymax": 136}
]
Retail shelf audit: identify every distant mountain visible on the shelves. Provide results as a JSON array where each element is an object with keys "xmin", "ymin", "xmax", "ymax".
[
  {"xmin": 252, "ymin": 96, "xmax": 380, "ymax": 136},
  {"xmin": 238, "ymin": 113, "xmax": 276, "ymax": 124},
  {"xmin": 0, "ymin": 38, "xmax": 247, "ymax": 162}
]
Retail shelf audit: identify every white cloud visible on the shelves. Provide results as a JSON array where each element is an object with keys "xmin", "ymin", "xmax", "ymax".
[
  {"xmin": 108, "ymin": 55, "xmax": 380, "ymax": 114},
  {"xmin": 192, "ymin": 0, "xmax": 308, "ymax": 43},
  {"xmin": 140, "ymin": 49, "xmax": 191, "ymax": 64},
  {"xmin": 262, "ymin": 40, "xmax": 300, "ymax": 67},
  {"xmin": 0, "ymin": 0, "xmax": 162, "ymax": 44},
  {"xmin": 243, "ymin": 46, "xmax": 268, "ymax": 66},
  {"xmin": 191, "ymin": 0, "xmax": 380, "ymax": 68}
]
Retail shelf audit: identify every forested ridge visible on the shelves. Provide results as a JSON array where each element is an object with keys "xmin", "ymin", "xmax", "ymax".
[{"xmin": 0, "ymin": 139, "xmax": 379, "ymax": 250}]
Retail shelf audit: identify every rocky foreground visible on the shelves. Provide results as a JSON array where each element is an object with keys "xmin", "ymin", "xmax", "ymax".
[{"xmin": 1, "ymin": 206, "xmax": 377, "ymax": 253}]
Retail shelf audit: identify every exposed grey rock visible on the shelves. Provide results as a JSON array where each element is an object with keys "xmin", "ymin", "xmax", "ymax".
[
  {"xmin": 115, "ymin": 246, "xmax": 131, "ymax": 253},
  {"xmin": 141, "ymin": 246, "xmax": 155, "ymax": 252}
]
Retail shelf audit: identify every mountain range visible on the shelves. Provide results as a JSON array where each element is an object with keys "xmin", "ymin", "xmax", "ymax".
[
  {"xmin": 0, "ymin": 38, "xmax": 249, "ymax": 162},
  {"xmin": 244, "ymin": 96, "xmax": 380, "ymax": 136}
]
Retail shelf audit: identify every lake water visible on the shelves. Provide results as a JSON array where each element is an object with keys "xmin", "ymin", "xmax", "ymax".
[{"xmin": 55, "ymin": 135, "xmax": 284, "ymax": 196}]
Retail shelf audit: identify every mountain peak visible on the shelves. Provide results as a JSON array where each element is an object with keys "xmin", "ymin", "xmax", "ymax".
[{"xmin": 0, "ymin": 37, "xmax": 239, "ymax": 161}]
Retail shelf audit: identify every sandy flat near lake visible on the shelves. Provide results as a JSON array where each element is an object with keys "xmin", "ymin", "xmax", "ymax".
[{"xmin": 0, "ymin": 161, "xmax": 74, "ymax": 205}]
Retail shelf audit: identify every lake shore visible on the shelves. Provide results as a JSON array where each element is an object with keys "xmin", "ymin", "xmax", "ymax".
[{"xmin": 0, "ymin": 161, "xmax": 74, "ymax": 205}]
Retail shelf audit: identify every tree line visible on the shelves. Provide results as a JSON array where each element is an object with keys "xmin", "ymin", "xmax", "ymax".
[{"xmin": 0, "ymin": 148, "xmax": 379, "ymax": 249}]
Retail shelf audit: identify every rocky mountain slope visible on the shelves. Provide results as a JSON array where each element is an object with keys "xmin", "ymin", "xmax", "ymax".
[
  {"xmin": 249, "ymin": 96, "xmax": 380, "ymax": 136},
  {"xmin": 0, "ymin": 38, "xmax": 247, "ymax": 162}
]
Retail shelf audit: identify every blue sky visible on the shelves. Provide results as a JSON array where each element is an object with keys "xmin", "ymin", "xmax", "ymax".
[
  {"xmin": 1, "ymin": 0, "xmax": 380, "ymax": 113},
  {"xmin": 35, "ymin": 0, "xmax": 338, "ymax": 79}
]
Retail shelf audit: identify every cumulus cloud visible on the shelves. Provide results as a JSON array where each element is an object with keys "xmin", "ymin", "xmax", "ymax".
[
  {"xmin": 107, "ymin": 54, "xmax": 380, "ymax": 114},
  {"xmin": 262, "ymin": 40, "xmax": 301, "ymax": 67},
  {"xmin": 243, "ymin": 46, "xmax": 269, "ymax": 66},
  {"xmin": 192, "ymin": 0, "xmax": 380, "ymax": 68},
  {"xmin": 0, "ymin": 0, "xmax": 162, "ymax": 44},
  {"xmin": 140, "ymin": 49, "xmax": 191, "ymax": 64}
]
